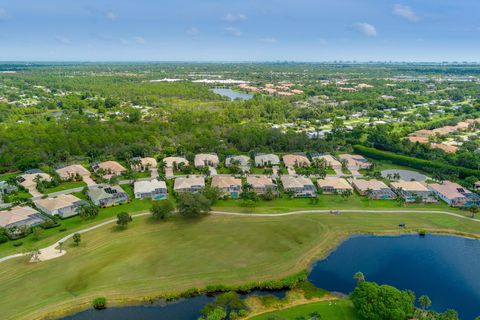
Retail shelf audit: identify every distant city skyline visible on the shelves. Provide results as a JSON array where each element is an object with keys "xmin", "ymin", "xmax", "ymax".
[{"xmin": 0, "ymin": 0, "xmax": 479, "ymax": 62}]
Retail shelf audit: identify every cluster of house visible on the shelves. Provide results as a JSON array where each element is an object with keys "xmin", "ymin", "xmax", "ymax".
[
  {"xmin": 238, "ymin": 83, "xmax": 304, "ymax": 97},
  {"xmin": 407, "ymin": 118, "xmax": 480, "ymax": 153}
]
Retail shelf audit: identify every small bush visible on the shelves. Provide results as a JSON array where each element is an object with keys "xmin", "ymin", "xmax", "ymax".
[
  {"xmin": 13, "ymin": 241, "xmax": 23, "ymax": 247},
  {"xmin": 59, "ymin": 227, "xmax": 67, "ymax": 232},
  {"xmin": 418, "ymin": 230, "xmax": 427, "ymax": 237},
  {"xmin": 93, "ymin": 297, "xmax": 107, "ymax": 310}
]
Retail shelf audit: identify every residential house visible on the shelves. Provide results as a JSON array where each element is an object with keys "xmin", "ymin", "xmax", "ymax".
[
  {"xmin": 18, "ymin": 171, "xmax": 52, "ymax": 190},
  {"xmin": 316, "ymin": 177, "xmax": 353, "ymax": 194},
  {"xmin": 281, "ymin": 176, "xmax": 316, "ymax": 197},
  {"xmin": 0, "ymin": 181, "xmax": 17, "ymax": 194},
  {"xmin": 34, "ymin": 194, "xmax": 89, "ymax": 218},
  {"xmin": 338, "ymin": 154, "xmax": 371, "ymax": 170},
  {"xmin": 390, "ymin": 181, "xmax": 437, "ymax": 203},
  {"xmin": 283, "ymin": 154, "xmax": 311, "ymax": 168},
  {"xmin": 194, "ymin": 154, "xmax": 219, "ymax": 167},
  {"xmin": 87, "ymin": 185, "xmax": 129, "ymax": 207},
  {"xmin": 255, "ymin": 154, "xmax": 280, "ymax": 167},
  {"xmin": 131, "ymin": 157, "xmax": 157, "ymax": 171},
  {"xmin": 246, "ymin": 175, "xmax": 277, "ymax": 195},
  {"xmin": 225, "ymin": 155, "xmax": 251, "ymax": 172},
  {"xmin": 163, "ymin": 156, "xmax": 189, "ymax": 168},
  {"xmin": 428, "ymin": 181, "xmax": 480, "ymax": 207},
  {"xmin": 56, "ymin": 164, "xmax": 91, "ymax": 180},
  {"xmin": 134, "ymin": 179, "xmax": 167, "ymax": 200},
  {"xmin": 174, "ymin": 176, "xmax": 205, "ymax": 194},
  {"xmin": 91, "ymin": 161, "xmax": 126, "ymax": 179},
  {"xmin": 0, "ymin": 206, "xmax": 48, "ymax": 236},
  {"xmin": 211, "ymin": 176, "xmax": 242, "ymax": 198},
  {"xmin": 352, "ymin": 179, "xmax": 396, "ymax": 200},
  {"xmin": 311, "ymin": 154, "xmax": 342, "ymax": 170}
]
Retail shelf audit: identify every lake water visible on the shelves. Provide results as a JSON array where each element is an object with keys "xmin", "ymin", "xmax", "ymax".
[
  {"xmin": 211, "ymin": 88, "xmax": 253, "ymax": 101},
  {"xmin": 63, "ymin": 235, "xmax": 480, "ymax": 320},
  {"xmin": 308, "ymin": 235, "xmax": 480, "ymax": 320}
]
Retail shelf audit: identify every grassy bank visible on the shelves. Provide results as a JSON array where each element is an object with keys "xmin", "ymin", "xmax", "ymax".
[{"xmin": 0, "ymin": 211, "xmax": 480, "ymax": 319}]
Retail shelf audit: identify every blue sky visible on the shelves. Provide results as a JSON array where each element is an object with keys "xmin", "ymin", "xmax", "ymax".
[{"xmin": 0, "ymin": 0, "xmax": 479, "ymax": 61}]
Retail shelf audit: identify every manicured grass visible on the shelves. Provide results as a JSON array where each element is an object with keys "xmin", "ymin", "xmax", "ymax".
[
  {"xmin": 44, "ymin": 181, "xmax": 87, "ymax": 194},
  {"xmin": 250, "ymin": 300, "xmax": 359, "ymax": 320},
  {"xmin": 135, "ymin": 171, "xmax": 151, "ymax": 179},
  {"xmin": 0, "ymin": 172, "xmax": 19, "ymax": 181},
  {"xmin": 1, "ymin": 211, "xmax": 480, "ymax": 320}
]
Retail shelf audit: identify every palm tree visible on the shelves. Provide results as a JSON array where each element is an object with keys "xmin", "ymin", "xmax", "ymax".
[
  {"xmin": 469, "ymin": 205, "xmax": 479, "ymax": 219},
  {"xmin": 418, "ymin": 295, "xmax": 432, "ymax": 311}
]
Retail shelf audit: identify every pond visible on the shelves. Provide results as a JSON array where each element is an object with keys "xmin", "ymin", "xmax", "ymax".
[
  {"xmin": 308, "ymin": 235, "xmax": 480, "ymax": 320},
  {"xmin": 63, "ymin": 235, "xmax": 480, "ymax": 320},
  {"xmin": 211, "ymin": 88, "xmax": 253, "ymax": 101}
]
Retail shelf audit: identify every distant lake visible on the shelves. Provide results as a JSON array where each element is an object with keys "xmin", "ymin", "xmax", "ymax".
[
  {"xmin": 211, "ymin": 88, "xmax": 253, "ymax": 101},
  {"xmin": 63, "ymin": 235, "xmax": 480, "ymax": 320},
  {"xmin": 308, "ymin": 235, "xmax": 480, "ymax": 320}
]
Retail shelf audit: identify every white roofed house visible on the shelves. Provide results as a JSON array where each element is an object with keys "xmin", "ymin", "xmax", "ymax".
[
  {"xmin": 174, "ymin": 176, "xmax": 205, "ymax": 194},
  {"xmin": 134, "ymin": 179, "xmax": 168, "ymax": 200},
  {"xmin": 246, "ymin": 175, "xmax": 277, "ymax": 195},
  {"xmin": 255, "ymin": 154, "xmax": 280, "ymax": 167},
  {"xmin": 163, "ymin": 156, "xmax": 189, "ymax": 168},
  {"xmin": 211, "ymin": 176, "xmax": 242, "ymax": 199},
  {"xmin": 351, "ymin": 179, "xmax": 396, "ymax": 200},
  {"xmin": 316, "ymin": 177, "xmax": 353, "ymax": 194},
  {"xmin": 17, "ymin": 171, "xmax": 52, "ymax": 197},
  {"xmin": 225, "ymin": 155, "xmax": 251, "ymax": 172},
  {"xmin": 194, "ymin": 154, "xmax": 219, "ymax": 167},
  {"xmin": 338, "ymin": 154, "xmax": 371, "ymax": 170},
  {"xmin": 281, "ymin": 176, "xmax": 316, "ymax": 197},
  {"xmin": 390, "ymin": 181, "xmax": 437, "ymax": 203},
  {"xmin": 87, "ymin": 185, "xmax": 129, "ymax": 207},
  {"xmin": 34, "ymin": 194, "xmax": 89, "ymax": 218}
]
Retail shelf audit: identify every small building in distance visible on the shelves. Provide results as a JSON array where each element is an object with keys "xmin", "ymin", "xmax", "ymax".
[
  {"xmin": 246, "ymin": 175, "xmax": 277, "ymax": 195},
  {"xmin": 351, "ymin": 179, "xmax": 396, "ymax": 200},
  {"xmin": 56, "ymin": 164, "xmax": 91, "ymax": 181},
  {"xmin": 316, "ymin": 177, "xmax": 353, "ymax": 194},
  {"xmin": 194, "ymin": 154, "xmax": 220, "ymax": 167},
  {"xmin": 134, "ymin": 179, "xmax": 167, "ymax": 200},
  {"xmin": 163, "ymin": 156, "xmax": 189, "ymax": 168},
  {"xmin": 338, "ymin": 154, "xmax": 371, "ymax": 170},
  {"xmin": 131, "ymin": 157, "xmax": 157, "ymax": 171},
  {"xmin": 255, "ymin": 154, "xmax": 280, "ymax": 167},
  {"xmin": 18, "ymin": 171, "xmax": 52, "ymax": 189},
  {"xmin": 34, "ymin": 194, "xmax": 89, "ymax": 218},
  {"xmin": 87, "ymin": 185, "xmax": 129, "ymax": 207},
  {"xmin": 91, "ymin": 161, "xmax": 127, "ymax": 179},
  {"xmin": 428, "ymin": 181, "xmax": 480, "ymax": 207},
  {"xmin": 174, "ymin": 176, "xmax": 205, "ymax": 194},
  {"xmin": 283, "ymin": 154, "xmax": 311, "ymax": 168},
  {"xmin": 311, "ymin": 154, "xmax": 342, "ymax": 170},
  {"xmin": 211, "ymin": 176, "xmax": 242, "ymax": 199},
  {"xmin": 281, "ymin": 176, "xmax": 316, "ymax": 197},
  {"xmin": 390, "ymin": 181, "xmax": 437, "ymax": 203},
  {"xmin": 225, "ymin": 155, "xmax": 251, "ymax": 172}
]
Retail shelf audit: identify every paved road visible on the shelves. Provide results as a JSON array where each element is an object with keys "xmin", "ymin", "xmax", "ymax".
[{"xmin": 1, "ymin": 209, "xmax": 478, "ymax": 264}]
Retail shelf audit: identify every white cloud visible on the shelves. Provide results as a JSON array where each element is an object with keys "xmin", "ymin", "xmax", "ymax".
[
  {"xmin": 187, "ymin": 27, "xmax": 199, "ymax": 36},
  {"xmin": 222, "ymin": 13, "xmax": 247, "ymax": 23},
  {"xmin": 134, "ymin": 36, "xmax": 146, "ymax": 45},
  {"xmin": 0, "ymin": 8, "xmax": 8, "ymax": 20},
  {"xmin": 224, "ymin": 27, "xmax": 242, "ymax": 37},
  {"xmin": 354, "ymin": 22, "xmax": 378, "ymax": 37},
  {"xmin": 258, "ymin": 37, "xmax": 277, "ymax": 44},
  {"xmin": 106, "ymin": 11, "xmax": 118, "ymax": 21},
  {"xmin": 55, "ymin": 36, "xmax": 72, "ymax": 45},
  {"xmin": 393, "ymin": 4, "xmax": 420, "ymax": 22}
]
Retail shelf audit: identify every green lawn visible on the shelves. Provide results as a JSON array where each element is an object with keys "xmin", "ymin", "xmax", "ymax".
[
  {"xmin": 0, "ymin": 172, "xmax": 19, "ymax": 181},
  {"xmin": 1, "ymin": 211, "xmax": 479, "ymax": 320},
  {"xmin": 250, "ymin": 300, "xmax": 359, "ymax": 320},
  {"xmin": 44, "ymin": 181, "xmax": 87, "ymax": 194}
]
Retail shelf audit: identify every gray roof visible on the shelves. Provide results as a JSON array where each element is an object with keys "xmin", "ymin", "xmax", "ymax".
[{"xmin": 88, "ymin": 185, "xmax": 127, "ymax": 202}]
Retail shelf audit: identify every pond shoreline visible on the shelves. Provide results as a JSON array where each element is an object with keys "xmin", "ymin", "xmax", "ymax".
[{"xmin": 49, "ymin": 229, "xmax": 480, "ymax": 320}]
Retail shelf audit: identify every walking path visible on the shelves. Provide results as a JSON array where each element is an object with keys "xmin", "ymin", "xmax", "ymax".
[{"xmin": 1, "ymin": 209, "xmax": 478, "ymax": 264}]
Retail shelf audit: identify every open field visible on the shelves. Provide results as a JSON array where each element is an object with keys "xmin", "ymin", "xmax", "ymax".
[
  {"xmin": 249, "ymin": 300, "xmax": 359, "ymax": 320},
  {"xmin": 0, "ymin": 210, "xmax": 479, "ymax": 320}
]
